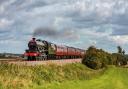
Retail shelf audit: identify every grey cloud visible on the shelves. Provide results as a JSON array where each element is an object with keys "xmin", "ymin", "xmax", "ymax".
[
  {"xmin": 1, "ymin": 0, "xmax": 128, "ymax": 53},
  {"xmin": 0, "ymin": 32, "xmax": 13, "ymax": 41},
  {"xmin": 110, "ymin": 14, "xmax": 128, "ymax": 26},
  {"xmin": 0, "ymin": 0, "xmax": 6, "ymax": 4},
  {"xmin": 111, "ymin": 26, "xmax": 128, "ymax": 35}
]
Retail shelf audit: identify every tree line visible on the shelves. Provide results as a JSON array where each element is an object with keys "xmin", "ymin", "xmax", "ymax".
[{"xmin": 82, "ymin": 46, "xmax": 128, "ymax": 69}]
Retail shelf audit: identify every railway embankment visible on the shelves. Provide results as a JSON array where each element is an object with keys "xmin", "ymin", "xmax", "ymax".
[
  {"xmin": 0, "ymin": 63, "xmax": 105, "ymax": 89},
  {"xmin": 41, "ymin": 66, "xmax": 128, "ymax": 89}
]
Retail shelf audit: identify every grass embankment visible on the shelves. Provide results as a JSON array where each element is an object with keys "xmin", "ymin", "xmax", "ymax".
[
  {"xmin": 0, "ymin": 63, "xmax": 104, "ymax": 89},
  {"xmin": 42, "ymin": 66, "xmax": 128, "ymax": 89}
]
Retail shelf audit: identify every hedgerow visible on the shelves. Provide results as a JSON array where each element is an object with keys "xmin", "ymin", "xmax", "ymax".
[{"xmin": 82, "ymin": 46, "xmax": 128, "ymax": 69}]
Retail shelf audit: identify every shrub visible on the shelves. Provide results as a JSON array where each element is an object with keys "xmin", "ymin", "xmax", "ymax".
[
  {"xmin": 82, "ymin": 46, "xmax": 109, "ymax": 69},
  {"xmin": 82, "ymin": 46, "xmax": 128, "ymax": 69}
]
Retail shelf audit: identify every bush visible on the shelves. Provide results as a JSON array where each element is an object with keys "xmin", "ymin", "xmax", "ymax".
[
  {"xmin": 82, "ymin": 46, "xmax": 109, "ymax": 69},
  {"xmin": 82, "ymin": 46, "xmax": 128, "ymax": 69},
  {"xmin": 113, "ymin": 53, "xmax": 128, "ymax": 66}
]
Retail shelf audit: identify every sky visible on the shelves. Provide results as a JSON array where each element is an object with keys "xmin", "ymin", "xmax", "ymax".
[{"xmin": 0, "ymin": 0, "xmax": 128, "ymax": 54}]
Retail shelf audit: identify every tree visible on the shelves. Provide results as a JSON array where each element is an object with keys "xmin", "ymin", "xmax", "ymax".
[
  {"xmin": 117, "ymin": 46, "xmax": 122, "ymax": 54},
  {"xmin": 122, "ymin": 50, "xmax": 125, "ymax": 55},
  {"xmin": 116, "ymin": 46, "xmax": 127, "ymax": 66}
]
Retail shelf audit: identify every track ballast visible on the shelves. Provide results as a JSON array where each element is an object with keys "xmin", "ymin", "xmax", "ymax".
[{"xmin": 0, "ymin": 58, "xmax": 82, "ymax": 66}]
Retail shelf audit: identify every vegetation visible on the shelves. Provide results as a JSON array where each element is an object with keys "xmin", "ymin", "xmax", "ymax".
[
  {"xmin": 40, "ymin": 66, "xmax": 128, "ymax": 89},
  {"xmin": 0, "ymin": 63, "xmax": 105, "ymax": 89},
  {"xmin": 117, "ymin": 46, "xmax": 125, "ymax": 55},
  {"xmin": 0, "ymin": 46, "xmax": 128, "ymax": 89},
  {"xmin": 82, "ymin": 46, "xmax": 128, "ymax": 69}
]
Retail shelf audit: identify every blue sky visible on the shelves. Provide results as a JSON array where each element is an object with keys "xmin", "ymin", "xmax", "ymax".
[{"xmin": 0, "ymin": 0, "xmax": 128, "ymax": 54}]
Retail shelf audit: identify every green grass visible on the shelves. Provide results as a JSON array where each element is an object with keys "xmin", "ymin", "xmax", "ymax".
[
  {"xmin": 36, "ymin": 66, "xmax": 128, "ymax": 89},
  {"xmin": 1, "ymin": 63, "xmax": 128, "ymax": 89},
  {"xmin": 0, "ymin": 63, "xmax": 104, "ymax": 89}
]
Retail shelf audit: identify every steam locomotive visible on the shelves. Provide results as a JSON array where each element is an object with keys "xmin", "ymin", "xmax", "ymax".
[{"xmin": 24, "ymin": 38, "xmax": 85, "ymax": 60}]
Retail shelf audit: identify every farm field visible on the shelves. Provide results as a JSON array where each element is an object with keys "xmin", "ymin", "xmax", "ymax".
[{"xmin": 35, "ymin": 66, "xmax": 128, "ymax": 89}]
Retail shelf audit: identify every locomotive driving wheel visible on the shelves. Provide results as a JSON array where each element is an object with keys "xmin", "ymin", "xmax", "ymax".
[
  {"xmin": 36, "ymin": 54, "xmax": 47, "ymax": 60},
  {"xmin": 28, "ymin": 56, "xmax": 36, "ymax": 61}
]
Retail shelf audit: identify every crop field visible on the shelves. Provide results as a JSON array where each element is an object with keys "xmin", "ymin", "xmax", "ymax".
[{"xmin": 35, "ymin": 66, "xmax": 128, "ymax": 89}]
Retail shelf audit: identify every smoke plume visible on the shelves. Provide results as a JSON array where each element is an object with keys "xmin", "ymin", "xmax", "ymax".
[{"xmin": 33, "ymin": 27, "xmax": 80, "ymax": 40}]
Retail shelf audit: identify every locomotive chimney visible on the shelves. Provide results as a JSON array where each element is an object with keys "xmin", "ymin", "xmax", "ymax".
[{"xmin": 32, "ymin": 38, "xmax": 36, "ymax": 41}]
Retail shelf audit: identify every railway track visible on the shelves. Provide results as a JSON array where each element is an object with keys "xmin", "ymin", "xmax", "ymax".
[
  {"xmin": 0, "ymin": 58, "xmax": 82, "ymax": 66},
  {"xmin": 0, "ymin": 58, "xmax": 22, "ymax": 62}
]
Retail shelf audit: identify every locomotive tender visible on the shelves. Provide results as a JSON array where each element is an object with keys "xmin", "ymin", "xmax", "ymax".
[{"xmin": 24, "ymin": 38, "xmax": 85, "ymax": 60}]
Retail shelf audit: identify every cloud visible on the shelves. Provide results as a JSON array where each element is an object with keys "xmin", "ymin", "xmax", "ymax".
[
  {"xmin": 0, "ymin": 0, "xmax": 128, "ymax": 53},
  {"xmin": 111, "ymin": 26, "xmax": 128, "ymax": 36},
  {"xmin": 0, "ymin": 18, "xmax": 13, "ymax": 28},
  {"xmin": 109, "ymin": 35, "xmax": 128, "ymax": 45}
]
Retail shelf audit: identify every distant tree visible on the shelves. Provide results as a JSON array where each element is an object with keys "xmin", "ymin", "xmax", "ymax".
[
  {"xmin": 117, "ymin": 46, "xmax": 126, "ymax": 55},
  {"xmin": 117, "ymin": 46, "xmax": 123, "ymax": 54},
  {"xmin": 122, "ymin": 50, "xmax": 125, "ymax": 55},
  {"xmin": 116, "ymin": 46, "xmax": 127, "ymax": 66}
]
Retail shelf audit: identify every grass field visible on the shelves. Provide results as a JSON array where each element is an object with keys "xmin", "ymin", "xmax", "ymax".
[
  {"xmin": 35, "ymin": 66, "xmax": 128, "ymax": 89},
  {"xmin": 0, "ymin": 63, "xmax": 104, "ymax": 89},
  {"xmin": 0, "ymin": 63, "xmax": 128, "ymax": 89}
]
